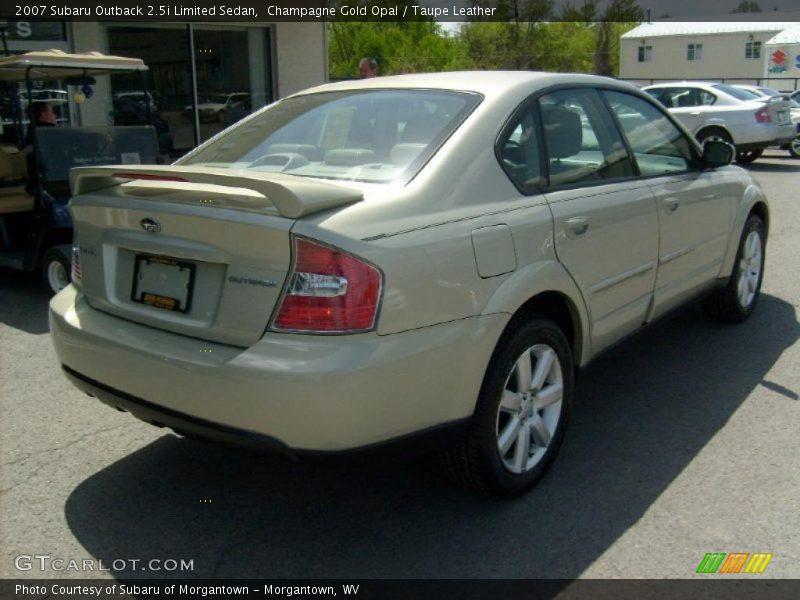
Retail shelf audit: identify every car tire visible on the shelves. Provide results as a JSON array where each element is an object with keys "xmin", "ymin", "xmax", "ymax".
[
  {"xmin": 789, "ymin": 135, "xmax": 800, "ymax": 159},
  {"xmin": 41, "ymin": 245, "xmax": 72, "ymax": 295},
  {"xmin": 696, "ymin": 128, "xmax": 732, "ymax": 146},
  {"xmin": 442, "ymin": 317, "xmax": 574, "ymax": 497},
  {"xmin": 735, "ymin": 149, "xmax": 763, "ymax": 164},
  {"xmin": 703, "ymin": 215, "xmax": 766, "ymax": 323}
]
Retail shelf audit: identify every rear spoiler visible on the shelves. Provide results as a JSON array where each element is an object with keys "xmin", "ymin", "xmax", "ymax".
[{"xmin": 70, "ymin": 165, "xmax": 363, "ymax": 219}]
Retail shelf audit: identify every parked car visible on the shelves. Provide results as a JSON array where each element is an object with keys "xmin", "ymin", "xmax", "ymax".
[
  {"xmin": 51, "ymin": 72, "xmax": 769, "ymax": 496},
  {"xmin": 114, "ymin": 91, "xmax": 158, "ymax": 112},
  {"xmin": 644, "ymin": 81, "xmax": 795, "ymax": 163},
  {"xmin": 183, "ymin": 92, "xmax": 250, "ymax": 123},
  {"xmin": 731, "ymin": 85, "xmax": 800, "ymax": 158}
]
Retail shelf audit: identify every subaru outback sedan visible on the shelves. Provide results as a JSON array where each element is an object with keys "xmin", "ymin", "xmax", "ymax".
[{"xmin": 50, "ymin": 72, "xmax": 768, "ymax": 496}]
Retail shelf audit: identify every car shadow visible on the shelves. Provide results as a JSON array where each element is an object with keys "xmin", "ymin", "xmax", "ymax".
[
  {"xmin": 0, "ymin": 267, "xmax": 51, "ymax": 335},
  {"xmin": 63, "ymin": 294, "xmax": 799, "ymax": 579},
  {"xmin": 743, "ymin": 159, "xmax": 800, "ymax": 173}
]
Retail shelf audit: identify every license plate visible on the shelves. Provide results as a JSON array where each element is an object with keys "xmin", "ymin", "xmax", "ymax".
[
  {"xmin": 777, "ymin": 111, "xmax": 789, "ymax": 124},
  {"xmin": 132, "ymin": 255, "xmax": 196, "ymax": 313}
]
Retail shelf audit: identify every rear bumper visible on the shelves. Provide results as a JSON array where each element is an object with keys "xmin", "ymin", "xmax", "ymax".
[
  {"xmin": 733, "ymin": 122, "xmax": 796, "ymax": 149},
  {"xmin": 62, "ymin": 366, "xmax": 470, "ymax": 459},
  {"xmin": 50, "ymin": 285, "xmax": 505, "ymax": 452}
]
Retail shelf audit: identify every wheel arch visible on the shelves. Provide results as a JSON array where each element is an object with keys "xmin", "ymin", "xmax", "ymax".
[
  {"xmin": 748, "ymin": 200, "xmax": 769, "ymax": 235},
  {"xmin": 482, "ymin": 261, "xmax": 590, "ymax": 367},
  {"xmin": 695, "ymin": 123, "xmax": 734, "ymax": 144},
  {"xmin": 720, "ymin": 183, "xmax": 770, "ymax": 278}
]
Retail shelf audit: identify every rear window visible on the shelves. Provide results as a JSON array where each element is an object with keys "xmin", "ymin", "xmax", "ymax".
[
  {"xmin": 179, "ymin": 89, "xmax": 481, "ymax": 184},
  {"xmin": 713, "ymin": 84, "xmax": 760, "ymax": 101}
]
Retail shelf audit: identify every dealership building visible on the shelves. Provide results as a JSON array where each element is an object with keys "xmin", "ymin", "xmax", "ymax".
[
  {"xmin": 2, "ymin": 19, "xmax": 328, "ymax": 155},
  {"xmin": 619, "ymin": 19, "xmax": 800, "ymax": 91}
]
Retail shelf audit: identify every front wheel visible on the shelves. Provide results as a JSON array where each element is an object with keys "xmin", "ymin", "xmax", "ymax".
[
  {"xmin": 703, "ymin": 215, "xmax": 765, "ymax": 322},
  {"xmin": 442, "ymin": 317, "xmax": 574, "ymax": 497},
  {"xmin": 41, "ymin": 245, "xmax": 72, "ymax": 295},
  {"xmin": 696, "ymin": 128, "xmax": 732, "ymax": 146},
  {"xmin": 735, "ymin": 149, "xmax": 763, "ymax": 164}
]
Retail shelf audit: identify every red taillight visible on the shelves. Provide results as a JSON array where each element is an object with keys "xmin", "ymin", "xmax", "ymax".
[
  {"xmin": 755, "ymin": 106, "xmax": 771, "ymax": 123},
  {"xmin": 272, "ymin": 238, "xmax": 382, "ymax": 333}
]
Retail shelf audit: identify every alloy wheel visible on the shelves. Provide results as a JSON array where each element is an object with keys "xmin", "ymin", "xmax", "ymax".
[
  {"xmin": 496, "ymin": 344, "xmax": 564, "ymax": 474},
  {"xmin": 737, "ymin": 230, "xmax": 762, "ymax": 309}
]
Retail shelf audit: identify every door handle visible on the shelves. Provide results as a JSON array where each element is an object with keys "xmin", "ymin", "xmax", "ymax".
[
  {"xmin": 690, "ymin": 112, "xmax": 701, "ymax": 116},
  {"xmin": 565, "ymin": 217, "xmax": 589, "ymax": 236},
  {"xmin": 664, "ymin": 198, "xmax": 680, "ymax": 213}
]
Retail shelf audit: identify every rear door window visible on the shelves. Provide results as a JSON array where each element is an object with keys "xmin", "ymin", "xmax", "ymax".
[{"xmin": 537, "ymin": 88, "xmax": 635, "ymax": 187}]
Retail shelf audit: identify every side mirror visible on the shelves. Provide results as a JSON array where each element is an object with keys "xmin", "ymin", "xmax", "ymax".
[{"xmin": 702, "ymin": 139, "xmax": 734, "ymax": 168}]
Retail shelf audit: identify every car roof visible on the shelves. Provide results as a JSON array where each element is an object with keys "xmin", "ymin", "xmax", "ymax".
[
  {"xmin": 294, "ymin": 71, "xmax": 638, "ymax": 100},
  {"xmin": 644, "ymin": 82, "xmax": 722, "ymax": 90}
]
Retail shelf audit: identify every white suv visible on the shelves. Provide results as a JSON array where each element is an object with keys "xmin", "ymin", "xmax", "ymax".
[{"xmin": 644, "ymin": 82, "xmax": 795, "ymax": 163}]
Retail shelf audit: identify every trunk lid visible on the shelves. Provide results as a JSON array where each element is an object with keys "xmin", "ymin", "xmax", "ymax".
[
  {"xmin": 759, "ymin": 95, "xmax": 792, "ymax": 126},
  {"xmin": 69, "ymin": 166, "xmax": 363, "ymax": 347}
]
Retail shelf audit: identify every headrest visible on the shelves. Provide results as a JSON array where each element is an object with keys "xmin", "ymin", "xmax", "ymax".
[
  {"xmin": 390, "ymin": 143, "xmax": 426, "ymax": 166},
  {"xmin": 324, "ymin": 148, "xmax": 376, "ymax": 167},
  {"xmin": 266, "ymin": 144, "xmax": 323, "ymax": 161},
  {"xmin": 541, "ymin": 107, "xmax": 582, "ymax": 159}
]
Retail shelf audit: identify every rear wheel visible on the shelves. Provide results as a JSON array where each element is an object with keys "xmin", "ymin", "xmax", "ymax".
[
  {"xmin": 442, "ymin": 317, "xmax": 574, "ymax": 497},
  {"xmin": 704, "ymin": 215, "xmax": 765, "ymax": 322},
  {"xmin": 789, "ymin": 135, "xmax": 800, "ymax": 159},
  {"xmin": 41, "ymin": 245, "xmax": 71, "ymax": 295},
  {"xmin": 735, "ymin": 149, "xmax": 763, "ymax": 164}
]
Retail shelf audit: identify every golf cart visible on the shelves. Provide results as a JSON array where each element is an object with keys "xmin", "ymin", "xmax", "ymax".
[{"xmin": 0, "ymin": 50, "xmax": 160, "ymax": 293}]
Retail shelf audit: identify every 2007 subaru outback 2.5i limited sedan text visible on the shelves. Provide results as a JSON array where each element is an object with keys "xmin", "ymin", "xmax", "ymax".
[{"xmin": 50, "ymin": 72, "xmax": 768, "ymax": 496}]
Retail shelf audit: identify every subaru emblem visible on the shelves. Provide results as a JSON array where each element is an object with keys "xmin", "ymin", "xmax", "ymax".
[{"xmin": 140, "ymin": 218, "xmax": 161, "ymax": 233}]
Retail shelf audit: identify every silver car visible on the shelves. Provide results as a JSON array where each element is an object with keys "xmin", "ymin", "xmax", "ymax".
[
  {"xmin": 644, "ymin": 81, "xmax": 795, "ymax": 163},
  {"xmin": 50, "ymin": 72, "xmax": 769, "ymax": 496},
  {"xmin": 731, "ymin": 85, "xmax": 800, "ymax": 158}
]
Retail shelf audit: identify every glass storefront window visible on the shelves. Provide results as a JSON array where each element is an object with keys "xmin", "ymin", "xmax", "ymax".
[
  {"xmin": 106, "ymin": 24, "xmax": 271, "ymax": 157},
  {"xmin": 192, "ymin": 28, "xmax": 252, "ymax": 143},
  {"xmin": 107, "ymin": 24, "xmax": 191, "ymax": 158}
]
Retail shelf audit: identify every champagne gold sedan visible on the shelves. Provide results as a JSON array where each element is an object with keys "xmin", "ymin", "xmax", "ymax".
[{"xmin": 50, "ymin": 72, "xmax": 768, "ymax": 496}]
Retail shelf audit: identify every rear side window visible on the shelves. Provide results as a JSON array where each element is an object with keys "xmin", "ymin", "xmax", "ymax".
[
  {"xmin": 604, "ymin": 91, "xmax": 695, "ymax": 176},
  {"xmin": 713, "ymin": 84, "xmax": 760, "ymax": 101},
  {"xmin": 651, "ymin": 87, "xmax": 715, "ymax": 108},
  {"xmin": 538, "ymin": 89, "xmax": 635, "ymax": 187},
  {"xmin": 497, "ymin": 106, "xmax": 545, "ymax": 194}
]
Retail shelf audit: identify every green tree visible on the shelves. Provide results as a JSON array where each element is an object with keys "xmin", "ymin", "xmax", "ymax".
[
  {"xmin": 594, "ymin": 1, "xmax": 644, "ymax": 76},
  {"xmin": 731, "ymin": 1, "xmax": 762, "ymax": 12},
  {"xmin": 329, "ymin": 0, "xmax": 644, "ymax": 78},
  {"xmin": 328, "ymin": 20, "xmax": 472, "ymax": 78}
]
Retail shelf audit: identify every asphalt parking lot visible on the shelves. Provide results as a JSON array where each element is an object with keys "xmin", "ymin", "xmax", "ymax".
[{"xmin": 1, "ymin": 151, "xmax": 798, "ymax": 580}]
